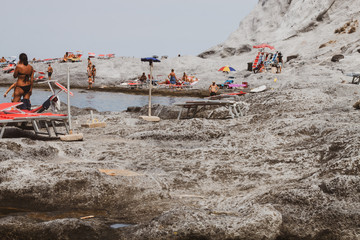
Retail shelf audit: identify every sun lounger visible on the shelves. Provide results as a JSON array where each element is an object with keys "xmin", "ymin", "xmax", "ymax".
[
  {"xmin": 346, "ymin": 73, "xmax": 360, "ymax": 84},
  {"xmin": 121, "ymin": 80, "xmax": 145, "ymax": 89},
  {"xmin": 0, "ymin": 102, "xmax": 70, "ymax": 139},
  {"xmin": 0, "ymin": 112, "xmax": 69, "ymax": 139},
  {"xmin": 174, "ymin": 100, "xmax": 245, "ymax": 120}
]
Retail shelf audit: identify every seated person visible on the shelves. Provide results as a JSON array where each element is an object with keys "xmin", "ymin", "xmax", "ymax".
[
  {"xmin": 253, "ymin": 61, "xmax": 265, "ymax": 74},
  {"xmin": 176, "ymin": 79, "xmax": 182, "ymax": 86},
  {"xmin": 0, "ymin": 57, "xmax": 7, "ymax": 63},
  {"xmin": 139, "ymin": 72, "xmax": 147, "ymax": 83},
  {"xmin": 63, "ymin": 53, "xmax": 68, "ymax": 62},
  {"xmin": 182, "ymin": 72, "xmax": 188, "ymax": 82}
]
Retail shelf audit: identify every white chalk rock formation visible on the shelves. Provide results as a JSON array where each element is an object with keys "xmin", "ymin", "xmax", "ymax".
[{"xmin": 199, "ymin": 0, "xmax": 360, "ymax": 60}]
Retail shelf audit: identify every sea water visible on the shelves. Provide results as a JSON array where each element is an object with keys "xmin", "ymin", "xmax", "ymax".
[
  {"xmin": 110, "ymin": 223, "xmax": 133, "ymax": 229},
  {"xmin": 0, "ymin": 87, "xmax": 196, "ymax": 112}
]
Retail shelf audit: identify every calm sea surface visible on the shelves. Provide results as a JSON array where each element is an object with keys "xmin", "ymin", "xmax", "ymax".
[{"xmin": 0, "ymin": 87, "xmax": 196, "ymax": 112}]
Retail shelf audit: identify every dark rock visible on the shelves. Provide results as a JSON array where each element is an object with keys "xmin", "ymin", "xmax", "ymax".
[
  {"xmin": 299, "ymin": 21, "xmax": 317, "ymax": 33},
  {"xmin": 126, "ymin": 106, "xmax": 142, "ymax": 112},
  {"xmin": 286, "ymin": 55, "xmax": 299, "ymax": 62},
  {"xmin": 353, "ymin": 100, "xmax": 360, "ymax": 109},
  {"xmin": 236, "ymin": 45, "xmax": 252, "ymax": 55},
  {"xmin": 220, "ymin": 47, "xmax": 237, "ymax": 58},
  {"xmin": 331, "ymin": 55, "xmax": 344, "ymax": 62},
  {"xmin": 198, "ymin": 50, "xmax": 216, "ymax": 59}
]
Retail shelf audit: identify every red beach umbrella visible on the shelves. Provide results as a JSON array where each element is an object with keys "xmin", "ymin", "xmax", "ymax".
[{"xmin": 253, "ymin": 44, "xmax": 275, "ymax": 50}]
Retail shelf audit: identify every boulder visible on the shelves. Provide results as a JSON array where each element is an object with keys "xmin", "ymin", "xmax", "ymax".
[
  {"xmin": 236, "ymin": 44, "xmax": 252, "ymax": 55},
  {"xmin": 286, "ymin": 54, "xmax": 299, "ymax": 62},
  {"xmin": 198, "ymin": 50, "xmax": 217, "ymax": 59},
  {"xmin": 331, "ymin": 55, "xmax": 344, "ymax": 62}
]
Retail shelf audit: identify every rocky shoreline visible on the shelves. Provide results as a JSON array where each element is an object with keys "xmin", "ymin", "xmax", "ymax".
[{"xmin": 1, "ymin": 61, "xmax": 360, "ymax": 239}]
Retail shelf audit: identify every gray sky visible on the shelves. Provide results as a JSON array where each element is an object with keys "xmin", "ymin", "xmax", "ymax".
[{"xmin": 1, "ymin": 0, "xmax": 257, "ymax": 59}]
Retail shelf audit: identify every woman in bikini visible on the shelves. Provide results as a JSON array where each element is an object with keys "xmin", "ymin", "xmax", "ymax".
[
  {"xmin": 13, "ymin": 53, "xmax": 34, "ymax": 109},
  {"xmin": 88, "ymin": 58, "xmax": 92, "ymax": 68}
]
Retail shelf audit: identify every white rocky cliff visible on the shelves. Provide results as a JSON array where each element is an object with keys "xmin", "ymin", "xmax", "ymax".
[{"xmin": 200, "ymin": 0, "xmax": 360, "ymax": 61}]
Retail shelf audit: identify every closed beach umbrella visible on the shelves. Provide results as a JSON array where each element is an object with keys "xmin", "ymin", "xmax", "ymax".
[
  {"xmin": 140, "ymin": 57, "xmax": 161, "ymax": 122},
  {"xmin": 253, "ymin": 44, "xmax": 275, "ymax": 50},
  {"xmin": 218, "ymin": 66, "xmax": 236, "ymax": 72}
]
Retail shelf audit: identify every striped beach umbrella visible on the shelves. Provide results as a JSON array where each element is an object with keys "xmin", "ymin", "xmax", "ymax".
[{"xmin": 218, "ymin": 66, "xmax": 236, "ymax": 72}]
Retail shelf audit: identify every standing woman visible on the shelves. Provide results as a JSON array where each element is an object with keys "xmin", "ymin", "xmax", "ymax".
[
  {"xmin": 13, "ymin": 53, "xmax": 34, "ymax": 109},
  {"xmin": 168, "ymin": 69, "xmax": 177, "ymax": 84}
]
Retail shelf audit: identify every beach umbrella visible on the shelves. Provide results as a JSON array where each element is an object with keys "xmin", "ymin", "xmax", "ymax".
[
  {"xmin": 218, "ymin": 66, "xmax": 236, "ymax": 72},
  {"xmin": 140, "ymin": 57, "xmax": 161, "ymax": 122},
  {"xmin": 253, "ymin": 44, "xmax": 275, "ymax": 50}
]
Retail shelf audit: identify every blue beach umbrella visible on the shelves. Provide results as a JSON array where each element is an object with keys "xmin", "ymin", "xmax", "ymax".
[{"xmin": 141, "ymin": 57, "xmax": 161, "ymax": 63}]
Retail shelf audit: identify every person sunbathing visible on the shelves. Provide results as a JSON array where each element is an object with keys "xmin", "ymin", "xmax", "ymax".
[
  {"xmin": 0, "ymin": 57, "xmax": 6, "ymax": 63},
  {"xmin": 253, "ymin": 61, "xmax": 265, "ymax": 74},
  {"xmin": 13, "ymin": 53, "xmax": 34, "ymax": 109},
  {"xmin": 63, "ymin": 53, "xmax": 68, "ymax": 62}
]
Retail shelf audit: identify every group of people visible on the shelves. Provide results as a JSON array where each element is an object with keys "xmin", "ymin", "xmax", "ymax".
[
  {"xmin": 165, "ymin": 69, "xmax": 195, "ymax": 85},
  {"xmin": 253, "ymin": 51, "xmax": 283, "ymax": 74},
  {"xmin": 63, "ymin": 52, "xmax": 75, "ymax": 62},
  {"xmin": 138, "ymin": 69, "xmax": 196, "ymax": 86},
  {"xmin": 87, "ymin": 58, "xmax": 96, "ymax": 89}
]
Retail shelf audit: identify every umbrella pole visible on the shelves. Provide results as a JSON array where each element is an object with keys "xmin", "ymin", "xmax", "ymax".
[
  {"xmin": 67, "ymin": 66, "xmax": 72, "ymax": 133},
  {"xmin": 148, "ymin": 62, "xmax": 153, "ymax": 117},
  {"xmin": 139, "ymin": 59, "xmax": 160, "ymax": 122},
  {"xmin": 60, "ymin": 67, "xmax": 84, "ymax": 141}
]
